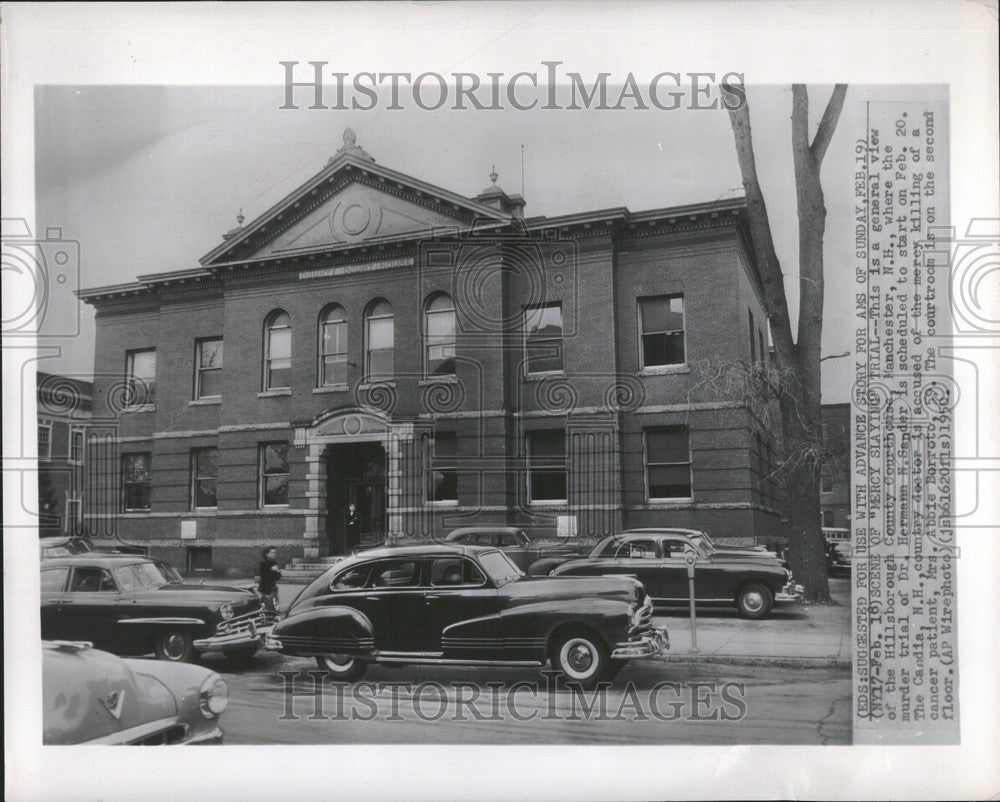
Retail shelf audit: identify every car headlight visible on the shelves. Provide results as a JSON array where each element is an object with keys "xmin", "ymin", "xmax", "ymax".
[
  {"xmin": 199, "ymin": 674, "xmax": 229, "ymax": 718},
  {"xmin": 220, "ymin": 603, "xmax": 234, "ymax": 620}
]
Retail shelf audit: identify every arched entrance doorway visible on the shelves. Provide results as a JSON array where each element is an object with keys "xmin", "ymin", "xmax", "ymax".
[{"xmin": 325, "ymin": 440, "xmax": 387, "ymax": 554}]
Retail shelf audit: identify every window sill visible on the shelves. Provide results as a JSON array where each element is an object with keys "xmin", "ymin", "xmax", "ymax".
[
  {"xmin": 523, "ymin": 371, "xmax": 566, "ymax": 382},
  {"xmin": 122, "ymin": 509, "xmax": 152, "ymax": 514},
  {"xmin": 189, "ymin": 398, "xmax": 221, "ymax": 406},
  {"xmin": 639, "ymin": 365, "xmax": 690, "ymax": 376},
  {"xmin": 645, "ymin": 498, "xmax": 694, "ymax": 506},
  {"xmin": 528, "ymin": 500, "xmax": 568, "ymax": 507},
  {"xmin": 358, "ymin": 381, "xmax": 396, "ymax": 391},
  {"xmin": 314, "ymin": 384, "xmax": 349, "ymax": 394},
  {"xmin": 418, "ymin": 376, "xmax": 458, "ymax": 386},
  {"xmin": 425, "ymin": 500, "xmax": 459, "ymax": 507},
  {"xmin": 121, "ymin": 404, "xmax": 156, "ymax": 414},
  {"xmin": 258, "ymin": 389, "xmax": 292, "ymax": 398}
]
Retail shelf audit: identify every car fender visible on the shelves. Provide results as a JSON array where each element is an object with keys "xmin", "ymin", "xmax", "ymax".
[
  {"xmin": 526, "ymin": 555, "xmax": 575, "ymax": 576},
  {"xmin": 272, "ymin": 605, "xmax": 374, "ymax": 656},
  {"xmin": 498, "ymin": 597, "xmax": 630, "ymax": 647}
]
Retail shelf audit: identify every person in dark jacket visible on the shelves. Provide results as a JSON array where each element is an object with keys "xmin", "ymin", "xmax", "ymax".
[
  {"xmin": 258, "ymin": 547, "xmax": 282, "ymax": 613},
  {"xmin": 345, "ymin": 504, "xmax": 360, "ymax": 551}
]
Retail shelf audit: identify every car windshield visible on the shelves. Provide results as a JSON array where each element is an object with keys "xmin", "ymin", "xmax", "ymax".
[
  {"xmin": 478, "ymin": 550, "xmax": 522, "ymax": 586},
  {"xmin": 114, "ymin": 560, "xmax": 183, "ymax": 589}
]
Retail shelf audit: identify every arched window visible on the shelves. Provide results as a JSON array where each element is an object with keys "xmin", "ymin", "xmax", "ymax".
[
  {"xmin": 263, "ymin": 310, "xmax": 291, "ymax": 390},
  {"xmin": 318, "ymin": 304, "xmax": 348, "ymax": 387},
  {"xmin": 424, "ymin": 293, "xmax": 456, "ymax": 377},
  {"xmin": 364, "ymin": 299, "xmax": 394, "ymax": 379}
]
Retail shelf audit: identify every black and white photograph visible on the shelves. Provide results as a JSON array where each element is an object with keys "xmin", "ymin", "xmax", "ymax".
[{"xmin": 3, "ymin": 2, "xmax": 998, "ymax": 800}]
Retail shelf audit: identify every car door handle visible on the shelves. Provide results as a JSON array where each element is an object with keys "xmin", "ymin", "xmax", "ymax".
[
  {"xmin": 364, "ymin": 596, "xmax": 380, "ymax": 603},
  {"xmin": 425, "ymin": 595, "xmax": 441, "ymax": 602},
  {"xmin": 59, "ymin": 599, "xmax": 74, "ymax": 604}
]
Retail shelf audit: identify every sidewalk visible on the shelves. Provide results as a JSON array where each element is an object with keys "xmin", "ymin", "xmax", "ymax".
[
  {"xmin": 653, "ymin": 578, "xmax": 851, "ymax": 667},
  {"xmin": 208, "ymin": 577, "xmax": 851, "ymax": 668}
]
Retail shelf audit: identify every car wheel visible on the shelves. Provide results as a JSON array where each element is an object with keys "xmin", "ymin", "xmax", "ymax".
[
  {"xmin": 736, "ymin": 583, "xmax": 773, "ymax": 619},
  {"xmin": 315, "ymin": 653, "xmax": 367, "ymax": 682},
  {"xmin": 154, "ymin": 630, "xmax": 197, "ymax": 662},
  {"xmin": 551, "ymin": 631, "xmax": 610, "ymax": 690}
]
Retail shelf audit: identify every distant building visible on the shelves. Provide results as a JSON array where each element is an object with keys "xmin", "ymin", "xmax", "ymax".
[
  {"xmin": 36, "ymin": 372, "xmax": 93, "ymax": 536},
  {"xmin": 820, "ymin": 403, "xmax": 851, "ymax": 531},
  {"xmin": 78, "ymin": 129, "xmax": 789, "ymax": 576}
]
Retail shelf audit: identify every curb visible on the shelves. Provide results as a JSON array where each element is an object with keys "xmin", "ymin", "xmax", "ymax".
[{"xmin": 653, "ymin": 653, "xmax": 850, "ymax": 669}]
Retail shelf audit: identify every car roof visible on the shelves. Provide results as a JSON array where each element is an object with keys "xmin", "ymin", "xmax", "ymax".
[
  {"xmin": 618, "ymin": 528, "xmax": 707, "ymax": 537},
  {"xmin": 444, "ymin": 526, "xmax": 522, "ymax": 538},
  {"xmin": 348, "ymin": 542, "xmax": 495, "ymax": 560},
  {"xmin": 41, "ymin": 554, "xmax": 156, "ymax": 567}
]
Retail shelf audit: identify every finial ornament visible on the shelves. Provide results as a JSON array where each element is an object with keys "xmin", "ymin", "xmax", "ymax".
[
  {"xmin": 329, "ymin": 126, "xmax": 375, "ymax": 165},
  {"xmin": 237, "ymin": 208, "xmax": 245, "ymax": 226},
  {"xmin": 490, "ymin": 165, "xmax": 498, "ymax": 185},
  {"xmin": 344, "ymin": 127, "xmax": 357, "ymax": 146}
]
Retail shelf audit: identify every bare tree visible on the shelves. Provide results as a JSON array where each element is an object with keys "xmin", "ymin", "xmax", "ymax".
[{"xmin": 728, "ymin": 84, "xmax": 848, "ymax": 602}]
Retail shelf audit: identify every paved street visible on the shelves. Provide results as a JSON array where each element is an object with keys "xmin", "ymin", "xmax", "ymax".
[
  {"xmin": 199, "ymin": 652, "xmax": 849, "ymax": 745},
  {"xmin": 192, "ymin": 578, "xmax": 852, "ymax": 745}
]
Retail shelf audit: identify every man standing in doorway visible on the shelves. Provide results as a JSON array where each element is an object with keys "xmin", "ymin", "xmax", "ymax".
[
  {"xmin": 258, "ymin": 547, "xmax": 282, "ymax": 613},
  {"xmin": 345, "ymin": 503, "xmax": 360, "ymax": 551}
]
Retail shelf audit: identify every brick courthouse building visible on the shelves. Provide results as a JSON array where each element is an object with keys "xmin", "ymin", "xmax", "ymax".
[{"xmin": 79, "ymin": 130, "xmax": 787, "ymax": 576}]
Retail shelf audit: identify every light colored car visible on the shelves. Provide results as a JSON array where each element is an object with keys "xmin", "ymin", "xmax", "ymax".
[{"xmin": 42, "ymin": 640, "xmax": 228, "ymax": 744}]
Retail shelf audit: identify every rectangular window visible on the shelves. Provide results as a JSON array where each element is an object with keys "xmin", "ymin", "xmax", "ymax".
[
  {"xmin": 638, "ymin": 295, "xmax": 685, "ymax": 368},
  {"xmin": 748, "ymin": 309, "xmax": 757, "ymax": 363},
  {"xmin": 122, "ymin": 452, "xmax": 152, "ymax": 511},
  {"xmin": 38, "ymin": 423, "xmax": 52, "ymax": 461},
  {"xmin": 191, "ymin": 448, "xmax": 218, "ymax": 509},
  {"xmin": 187, "ymin": 546, "xmax": 212, "ymax": 574},
  {"xmin": 195, "ymin": 338, "xmax": 223, "ymax": 399},
  {"xmin": 822, "ymin": 510, "xmax": 834, "ymax": 528},
  {"xmin": 69, "ymin": 428, "xmax": 84, "ymax": 464},
  {"xmin": 523, "ymin": 303, "xmax": 563, "ymax": 374},
  {"xmin": 427, "ymin": 432, "xmax": 458, "ymax": 503},
  {"xmin": 526, "ymin": 429, "xmax": 566, "ymax": 503},
  {"xmin": 758, "ymin": 329, "xmax": 766, "ymax": 365},
  {"xmin": 821, "ymin": 464, "xmax": 833, "ymax": 493},
  {"xmin": 125, "ymin": 348, "xmax": 156, "ymax": 406},
  {"xmin": 259, "ymin": 443, "xmax": 289, "ymax": 507},
  {"xmin": 644, "ymin": 426, "xmax": 692, "ymax": 501},
  {"xmin": 766, "ymin": 442, "xmax": 777, "ymax": 503}
]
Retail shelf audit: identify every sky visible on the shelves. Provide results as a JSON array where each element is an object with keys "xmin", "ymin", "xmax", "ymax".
[{"xmin": 33, "ymin": 83, "xmax": 946, "ymax": 402}]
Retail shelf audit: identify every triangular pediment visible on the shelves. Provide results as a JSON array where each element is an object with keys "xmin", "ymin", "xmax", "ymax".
[{"xmin": 200, "ymin": 153, "xmax": 509, "ymax": 267}]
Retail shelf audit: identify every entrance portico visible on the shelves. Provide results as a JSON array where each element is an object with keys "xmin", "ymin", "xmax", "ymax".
[{"xmin": 294, "ymin": 408, "xmax": 423, "ymax": 558}]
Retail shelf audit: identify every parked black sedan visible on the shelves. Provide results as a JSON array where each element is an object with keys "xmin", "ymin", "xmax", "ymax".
[
  {"xmin": 549, "ymin": 529, "xmax": 803, "ymax": 619},
  {"xmin": 41, "ymin": 555, "xmax": 276, "ymax": 662},
  {"xmin": 267, "ymin": 543, "xmax": 667, "ymax": 688}
]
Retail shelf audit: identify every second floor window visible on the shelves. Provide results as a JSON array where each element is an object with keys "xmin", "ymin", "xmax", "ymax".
[
  {"xmin": 69, "ymin": 429, "xmax": 84, "ymax": 464},
  {"xmin": 125, "ymin": 348, "xmax": 157, "ymax": 406},
  {"xmin": 426, "ymin": 431, "xmax": 458, "ymax": 503},
  {"xmin": 526, "ymin": 429, "xmax": 566, "ymax": 503},
  {"xmin": 424, "ymin": 294, "xmax": 456, "ymax": 376},
  {"xmin": 38, "ymin": 423, "xmax": 52, "ymax": 461},
  {"xmin": 259, "ymin": 442, "xmax": 289, "ymax": 507},
  {"xmin": 191, "ymin": 448, "xmax": 218, "ymax": 509},
  {"xmin": 319, "ymin": 304, "xmax": 348, "ymax": 386},
  {"xmin": 638, "ymin": 295, "xmax": 685, "ymax": 368},
  {"xmin": 365, "ymin": 299, "xmax": 394, "ymax": 380},
  {"xmin": 523, "ymin": 302, "xmax": 563, "ymax": 374},
  {"xmin": 195, "ymin": 338, "xmax": 223, "ymax": 399},
  {"xmin": 821, "ymin": 464, "xmax": 833, "ymax": 493},
  {"xmin": 263, "ymin": 311, "xmax": 291, "ymax": 390},
  {"xmin": 644, "ymin": 426, "xmax": 692, "ymax": 501},
  {"xmin": 122, "ymin": 452, "xmax": 152, "ymax": 511}
]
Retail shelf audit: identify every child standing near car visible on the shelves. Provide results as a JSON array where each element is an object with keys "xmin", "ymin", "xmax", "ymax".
[{"xmin": 258, "ymin": 547, "xmax": 282, "ymax": 613}]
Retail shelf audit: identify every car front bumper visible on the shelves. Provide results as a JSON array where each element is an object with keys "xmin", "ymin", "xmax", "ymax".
[
  {"xmin": 193, "ymin": 610, "xmax": 277, "ymax": 653},
  {"xmin": 611, "ymin": 626, "xmax": 669, "ymax": 659},
  {"xmin": 775, "ymin": 582, "xmax": 805, "ymax": 604}
]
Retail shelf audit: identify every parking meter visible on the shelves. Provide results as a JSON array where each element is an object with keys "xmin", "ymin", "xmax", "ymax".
[{"xmin": 684, "ymin": 548, "xmax": 698, "ymax": 652}]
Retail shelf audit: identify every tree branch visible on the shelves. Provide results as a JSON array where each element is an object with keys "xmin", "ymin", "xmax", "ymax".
[{"xmin": 810, "ymin": 84, "xmax": 848, "ymax": 166}]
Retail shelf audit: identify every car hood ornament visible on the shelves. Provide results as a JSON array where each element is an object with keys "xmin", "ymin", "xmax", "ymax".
[{"xmin": 101, "ymin": 690, "xmax": 125, "ymax": 720}]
